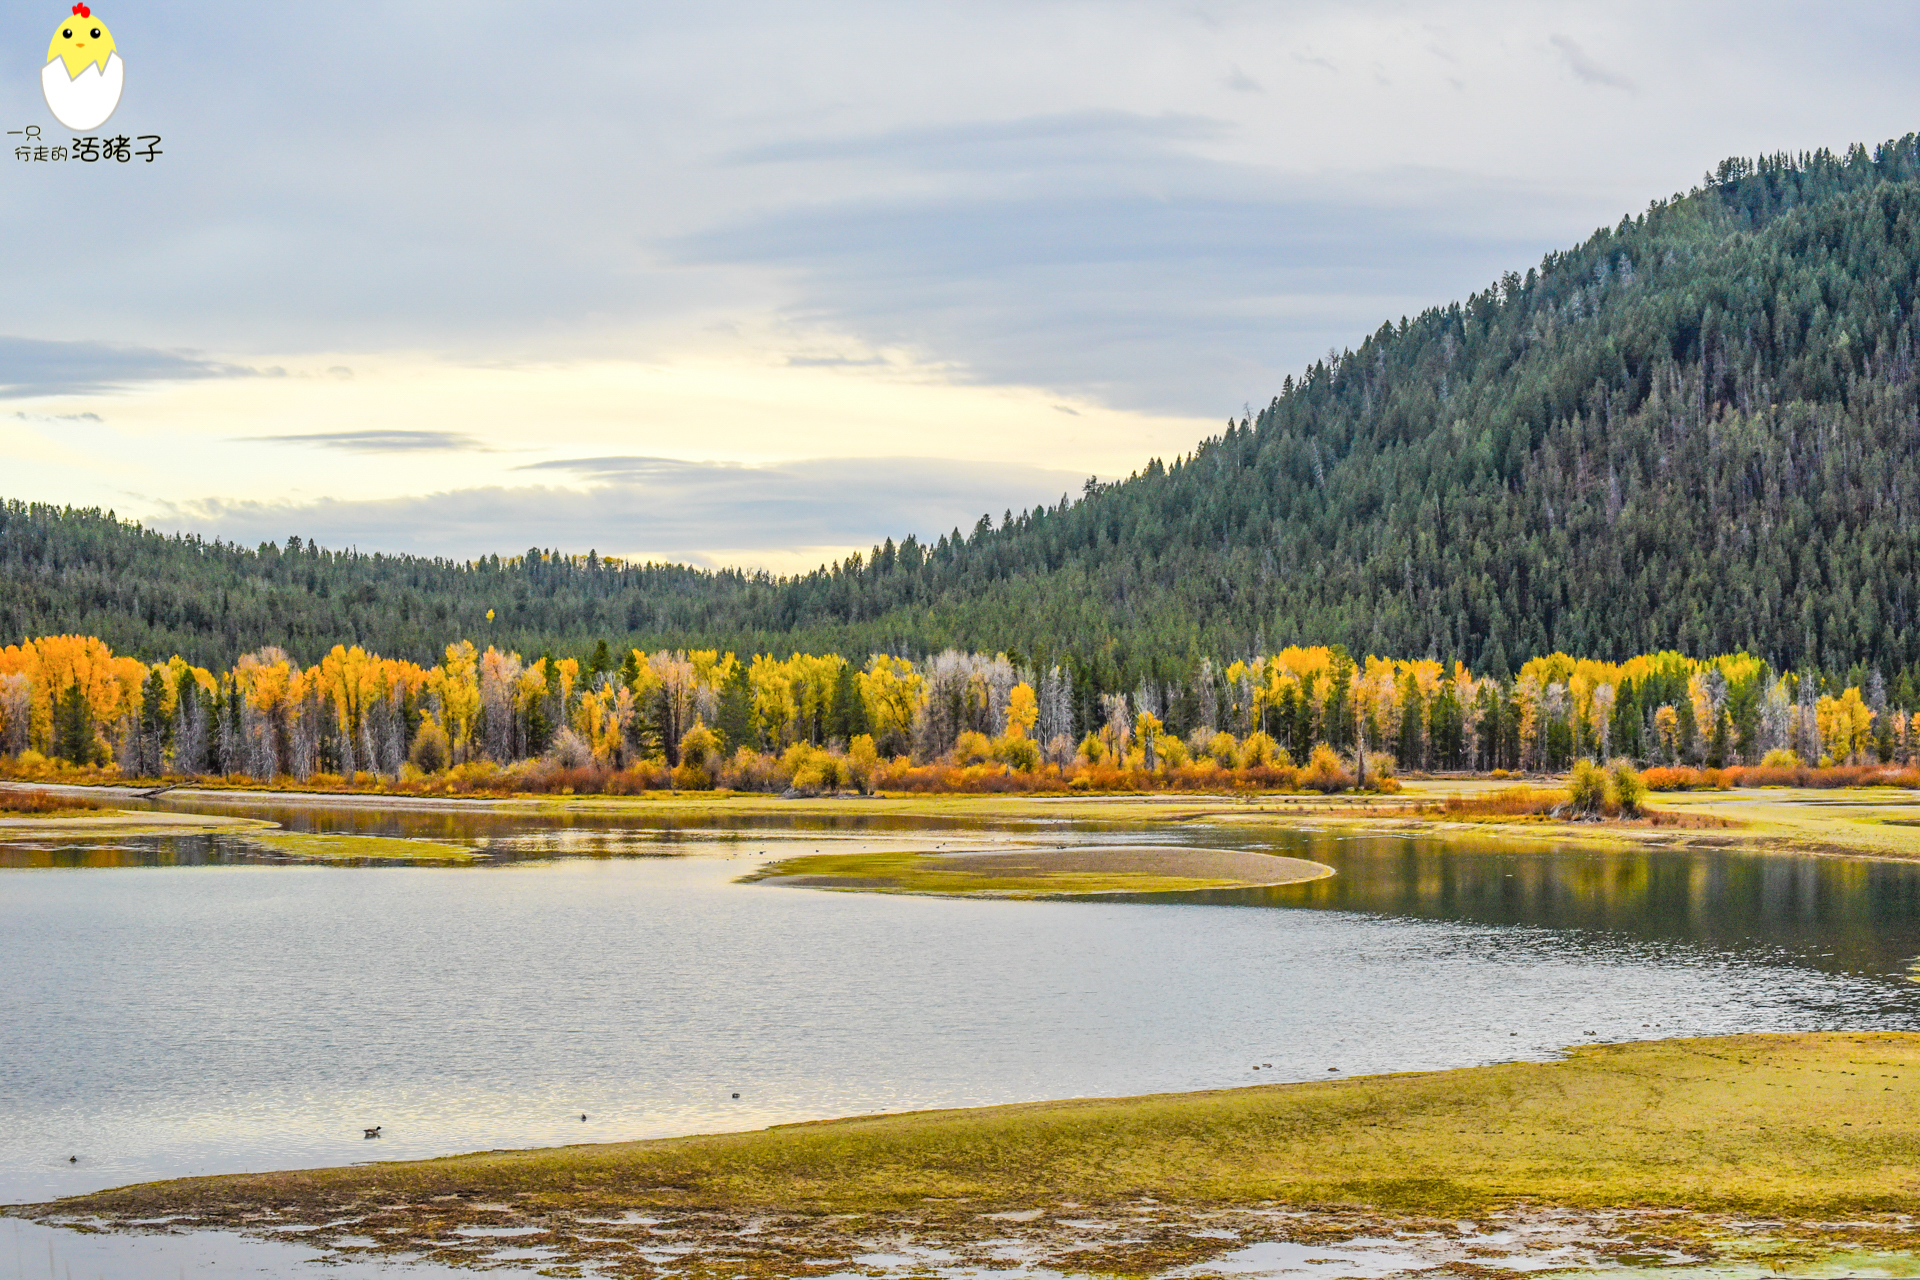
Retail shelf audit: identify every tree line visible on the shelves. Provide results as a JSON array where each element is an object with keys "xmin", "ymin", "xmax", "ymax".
[{"xmin": 4, "ymin": 634, "xmax": 1915, "ymax": 787}]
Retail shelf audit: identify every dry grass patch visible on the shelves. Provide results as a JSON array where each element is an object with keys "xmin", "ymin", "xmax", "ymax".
[{"xmin": 0, "ymin": 790, "xmax": 103, "ymax": 816}]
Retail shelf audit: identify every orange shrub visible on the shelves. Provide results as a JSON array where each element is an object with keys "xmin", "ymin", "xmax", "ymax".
[{"xmin": 1429, "ymin": 786, "xmax": 1568, "ymax": 817}]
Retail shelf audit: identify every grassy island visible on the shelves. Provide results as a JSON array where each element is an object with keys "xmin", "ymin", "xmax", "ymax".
[{"xmin": 742, "ymin": 845, "xmax": 1333, "ymax": 897}]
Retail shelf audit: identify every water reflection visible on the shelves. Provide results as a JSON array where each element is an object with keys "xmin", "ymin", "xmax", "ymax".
[
  {"xmin": 5, "ymin": 848, "xmax": 1913, "ymax": 1206},
  {"xmin": 12, "ymin": 801, "xmax": 1920, "ymax": 984},
  {"xmin": 1174, "ymin": 830, "xmax": 1920, "ymax": 980}
]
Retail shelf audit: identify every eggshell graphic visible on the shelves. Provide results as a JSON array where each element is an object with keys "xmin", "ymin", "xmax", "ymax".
[
  {"xmin": 43, "ymin": 5, "xmax": 122, "ymax": 131},
  {"xmin": 43, "ymin": 54, "xmax": 122, "ymax": 130}
]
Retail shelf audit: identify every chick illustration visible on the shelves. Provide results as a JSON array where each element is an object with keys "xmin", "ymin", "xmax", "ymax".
[{"xmin": 42, "ymin": 4, "xmax": 122, "ymax": 132}]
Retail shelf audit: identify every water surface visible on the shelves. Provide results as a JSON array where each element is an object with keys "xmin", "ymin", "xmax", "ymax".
[{"xmin": 6, "ymin": 807, "xmax": 1918, "ymax": 1207}]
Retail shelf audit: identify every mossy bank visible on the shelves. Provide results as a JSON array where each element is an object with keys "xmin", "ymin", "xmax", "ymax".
[{"xmin": 30, "ymin": 1034, "xmax": 1920, "ymax": 1277}]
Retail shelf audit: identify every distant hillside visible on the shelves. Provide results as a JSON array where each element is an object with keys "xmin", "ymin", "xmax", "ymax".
[{"xmin": 9, "ymin": 135, "xmax": 1920, "ymax": 686}]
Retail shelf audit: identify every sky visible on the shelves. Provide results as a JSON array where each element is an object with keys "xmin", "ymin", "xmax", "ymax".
[{"xmin": 2, "ymin": 0, "xmax": 1917, "ymax": 572}]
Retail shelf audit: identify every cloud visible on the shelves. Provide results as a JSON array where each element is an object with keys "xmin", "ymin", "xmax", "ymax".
[
  {"xmin": 236, "ymin": 430, "xmax": 489, "ymax": 453},
  {"xmin": 1223, "ymin": 65, "xmax": 1264, "ymax": 93},
  {"xmin": 0, "ymin": 337, "xmax": 251, "ymax": 399},
  {"xmin": 516, "ymin": 456, "xmax": 742, "ymax": 481},
  {"xmin": 0, "ymin": 0, "xmax": 1900, "ymax": 465},
  {"xmin": 151, "ymin": 456, "xmax": 1091, "ymax": 568},
  {"xmin": 784, "ymin": 355, "xmax": 890, "ymax": 369},
  {"xmin": 673, "ymin": 171, "xmax": 1587, "ymax": 414},
  {"xmin": 1550, "ymin": 35, "xmax": 1636, "ymax": 91},
  {"xmin": 727, "ymin": 110, "xmax": 1232, "ymax": 167}
]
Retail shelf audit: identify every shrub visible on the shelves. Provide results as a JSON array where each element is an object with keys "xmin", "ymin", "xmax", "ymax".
[
  {"xmin": 1156, "ymin": 735, "xmax": 1190, "ymax": 769},
  {"xmin": 546, "ymin": 727, "xmax": 594, "ymax": 770},
  {"xmin": 953, "ymin": 730, "xmax": 994, "ymax": 766},
  {"xmin": 680, "ymin": 721, "xmax": 720, "ymax": 767},
  {"xmin": 1760, "ymin": 748, "xmax": 1801, "ymax": 768},
  {"xmin": 672, "ymin": 760, "xmax": 713, "ymax": 790},
  {"xmin": 1360, "ymin": 752, "xmax": 1397, "ymax": 789},
  {"xmin": 1242, "ymin": 763, "xmax": 1301, "ymax": 791},
  {"xmin": 783, "ymin": 743, "xmax": 847, "ymax": 795},
  {"xmin": 1567, "ymin": 758, "xmax": 1607, "ymax": 814},
  {"xmin": 1238, "ymin": 731, "xmax": 1289, "ymax": 770},
  {"xmin": 408, "ymin": 719, "xmax": 450, "ymax": 774},
  {"xmin": 994, "ymin": 734, "xmax": 1041, "ymax": 773},
  {"xmin": 1299, "ymin": 743, "xmax": 1352, "ymax": 792},
  {"xmin": 1433, "ymin": 786, "xmax": 1566, "ymax": 817},
  {"xmin": 1607, "ymin": 758, "xmax": 1647, "ymax": 816},
  {"xmin": 0, "ymin": 789, "xmax": 101, "ymax": 814},
  {"xmin": 722, "ymin": 749, "xmax": 792, "ymax": 793},
  {"xmin": 450, "ymin": 760, "xmax": 503, "ymax": 787},
  {"xmin": 1077, "ymin": 733, "xmax": 1108, "ymax": 765},
  {"xmin": 847, "ymin": 734, "xmax": 879, "ymax": 791},
  {"xmin": 677, "ymin": 722, "xmax": 722, "ymax": 789},
  {"xmin": 1724, "ymin": 762, "xmax": 1920, "ymax": 790},
  {"xmin": 1203, "ymin": 730, "xmax": 1238, "ymax": 767}
]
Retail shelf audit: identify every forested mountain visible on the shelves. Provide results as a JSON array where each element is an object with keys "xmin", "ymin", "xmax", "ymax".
[{"xmin": 10, "ymin": 135, "xmax": 1920, "ymax": 688}]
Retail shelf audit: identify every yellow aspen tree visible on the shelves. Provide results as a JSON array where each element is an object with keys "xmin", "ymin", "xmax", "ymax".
[
  {"xmin": 856, "ymin": 656, "xmax": 922, "ymax": 752},
  {"xmin": 162, "ymin": 655, "xmax": 219, "ymax": 703},
  {"xmin": 316, "ymin": 645, "xmax": 383, "ymax": 747},
  {"xmin": 789, "ymin": 653, "xmax": 845, "ymax": 743},
  {"xmin": 1136, "ymin": 709, "xmax": 1165, "ymax": 770},
  {"xmin": 433, "ymin": 641, "xmax": 482, "ymax": 762},
  {"xmin": 1005, "ymin": 683, "xmax": 1039, "ymax": 739},
  {"xmin": 1222, "ymin": 658, "xmax": 1260, "ymax": 734},
  {"xmin": 1654, "ymin": 705, "xmax": 1680, "ymax": 762},
  {"xmin": 648, "ymin": 651, "xmax": 699, "ymax": 754},
  {"xmin": 1817, "ymin": 688, "xmax": 1874, "ymax": 762},
  {"xmin": 515, "ymin": 659, "xmax": 552, "ymax": 733},
  {"xmin": 749, "ymin": 654, "xmax": 799, "ymax": 747},
  {"xmin": 573, "ymin": 687, "xmax": 630, "ymax": 764},
  {"xmin": 1515, "ymin": 674, "xmax": 1544, "ymax": 769},
  {"xmin": 1354, "ymin": 655, "xmax": 1399, "ymax": 753},
  {"xmin": 21, "ymin": 635, "xmax": 144, "ymax": 757}
]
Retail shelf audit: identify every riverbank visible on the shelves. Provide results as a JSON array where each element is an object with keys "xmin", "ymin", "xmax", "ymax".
[
  {"xmin": 27, "ymin": 1033, "xmax": 1920, "ymax": 1277},
  {"xmin": 11, "ymin": 778, "xmax": 1920, "ymax": 866}
]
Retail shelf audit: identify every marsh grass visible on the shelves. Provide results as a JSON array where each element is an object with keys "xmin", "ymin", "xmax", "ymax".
[
  {"xmin": 0, "ymin": 790, "xmax": 102, "ymax": 816},
  {"xmin": 1419, "ymin": 786, "xmax": 1735, "ymax": 832},
  {"xmin": 744, "ymin": 847, "xmax": 1328, "ymax": 896},
  {"xmin": 245, "ymin": 833, "xmax": 478, "ymax": 863},
  {"xmin": 48, "ymin": 1034, "xmax": 1920, "ymax": 1224},
  {"xmin": 1426, "ymin": 786, "xmax": 1571, "ymax": 818},
  {"xmin": 1645, "ymin": 764, "xmax": 1920, "ymax": 791}
]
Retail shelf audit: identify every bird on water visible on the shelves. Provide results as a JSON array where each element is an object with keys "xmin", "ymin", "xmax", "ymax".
[{"xmin": 364, "ymin": 1126, "xmax": 382, "ymax": 1138}]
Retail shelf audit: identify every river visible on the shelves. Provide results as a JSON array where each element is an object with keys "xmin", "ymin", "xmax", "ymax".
[{"xmin": 3, "ymin": 799, "xmax": 1917, "ymax": 1275}]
